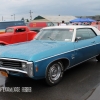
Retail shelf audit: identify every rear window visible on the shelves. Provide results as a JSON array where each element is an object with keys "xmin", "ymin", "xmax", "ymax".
[{"xmin": 15, "ymin": 28, "xmax": 26, "ymax": 32}]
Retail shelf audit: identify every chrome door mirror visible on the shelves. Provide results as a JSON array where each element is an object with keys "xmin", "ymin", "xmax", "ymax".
[{"xmin": 75, "ymin": 37, "xmax": 81, "ymax": 42}]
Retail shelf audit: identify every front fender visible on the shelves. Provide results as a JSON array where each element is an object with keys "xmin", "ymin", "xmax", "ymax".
[
  {"xmin": 0, "ymin": 41, "xmax": 9, "ymax": 45},
  {"xmin": 33, "ymin": 52, "xmax": 74, "ymax": 79}
]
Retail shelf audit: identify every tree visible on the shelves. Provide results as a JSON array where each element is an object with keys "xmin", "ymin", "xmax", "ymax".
[
  {"xmin": 21, "ymin": 17, "xmax": 24, "ymax": 21},
  {"xmin": 26, "ymin": 19, "xmax": 29, "ymax": 22}
]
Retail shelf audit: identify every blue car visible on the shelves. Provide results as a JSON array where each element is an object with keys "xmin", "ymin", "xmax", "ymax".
[{"xmin": 0, "ymin": 25, "xmax": 100, "ymax": 86}]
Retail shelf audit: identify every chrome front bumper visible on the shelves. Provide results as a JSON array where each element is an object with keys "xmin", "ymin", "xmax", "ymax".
[
  {"xmin": 0, "ymin": 67, "xmax": 27, "ymax": 74},
  {"xmin": 0, "ymin": 58, "xmax": 33, "ymax": 77}
]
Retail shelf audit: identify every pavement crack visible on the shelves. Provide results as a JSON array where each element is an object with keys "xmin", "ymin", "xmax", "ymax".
[
  {"xmin": 0, "ymin": 92, "xmax": 23, "ymax": 100},
  {"xmin": 8, "ymin": 93, "xmax": 23, "ymax": 100},
  {"xmin": 85, "ymin": 88, "xmax": 96, "ymax": 100},
  {"xmin": 79, "ymin": 75, "xmax": 91, "ymax": 83}
]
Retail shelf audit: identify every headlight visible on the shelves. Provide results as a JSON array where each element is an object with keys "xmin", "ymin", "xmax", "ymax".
[
  {"xmin": 27, "ymin": 62, "xmax": 33, "ymax": 77},
  {"xmin": 22, "ymin": 62, "xmax": 27, "ymax": 69},
  {"xmin": 22, "ymin": 62, "xmax": 33, "ymax": 77}
]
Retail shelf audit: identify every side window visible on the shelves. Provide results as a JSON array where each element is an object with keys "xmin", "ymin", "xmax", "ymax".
[
  {"xmin": 76, "ymin": 29, "xmax": 90, "ymax": 40},
  {"xmin": 15, "ymin": 28, "xmax": 26, "ymax": 33},
  {"xmin": 87, "ymin": 29, "xmax": 96, "ymax": 38}
]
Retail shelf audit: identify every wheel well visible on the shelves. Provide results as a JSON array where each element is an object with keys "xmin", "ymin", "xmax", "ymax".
[
  {"xmin": 50, "ymin": 58, "xmax": 69, "ymax": 71},
  {"xmin": 0, "ymin": 43, "xmax": 6, "ymax": 45},
  {"xmin": 59, "ymin": 59, "xmax": 69, "ymax": 71}
]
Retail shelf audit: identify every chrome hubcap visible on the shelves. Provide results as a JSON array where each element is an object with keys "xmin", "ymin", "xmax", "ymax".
[{"xmin": 49, "ymin": 63, "xmax": 61, "ymax": 81}]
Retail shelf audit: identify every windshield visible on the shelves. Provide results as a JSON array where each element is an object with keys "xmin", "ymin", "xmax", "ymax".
[
  {"xmin": 5, "ymin": 28, "xmax": 14, "ymax": 33},
  {"xmin": 35, "ymin": 29, "xmax": 74, "ymax": 41}
]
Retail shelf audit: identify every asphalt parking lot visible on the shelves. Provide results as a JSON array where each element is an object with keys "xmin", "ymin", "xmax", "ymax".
[{"xmin": 0, "ymin": 58, "xmax": 100, "ymax": 100}]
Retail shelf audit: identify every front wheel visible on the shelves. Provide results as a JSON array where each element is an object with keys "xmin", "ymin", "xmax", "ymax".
[
  {"xmin": 0, "ymin": 44, "xmax": 5, "ymax": 46},
  {"xmin": 46, "ymin": 61, "xmax": 64, "ymax": 86}
]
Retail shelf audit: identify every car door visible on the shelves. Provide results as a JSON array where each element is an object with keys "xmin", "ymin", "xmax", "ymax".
[
  {"xmin": 73, "ymin": 28, "xmax": 97, "ymax": 64},
  {"xmin": 11, "ymin": 28, "xmax": 27, "ymax": 44},
  {"xmin": 17, "ymin": 28, "xmax": 27, "ymax": 42}
]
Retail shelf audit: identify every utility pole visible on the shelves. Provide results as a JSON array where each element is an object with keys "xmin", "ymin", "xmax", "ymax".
[
  {"xmin": 14, "ymin": 14, "xmax": 15, "ymax": 21},
  {"xmin": 11, "ymin": 14, "xmax": 15, "ymax": 21},
  {"xmin": 29, "ymin": 10, "xmax": 33, "ymax": 21},
  {"xmin": 2, "ymin": 16, "xmax": 3, "ymax": 21}
]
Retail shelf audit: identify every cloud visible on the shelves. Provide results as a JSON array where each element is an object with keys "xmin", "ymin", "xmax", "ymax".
[{"xmin": 0, "ymin": 0, "xmax": 100, "ymax": 21}]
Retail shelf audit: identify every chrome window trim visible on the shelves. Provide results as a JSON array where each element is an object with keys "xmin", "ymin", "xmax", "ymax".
[
  {"xmin": 72, "ymin": 28, "xmax": 98, "ymax": 42},
  {"xmin": 72, "ymin": 28, "xmax": 76, "ymax": 42}
]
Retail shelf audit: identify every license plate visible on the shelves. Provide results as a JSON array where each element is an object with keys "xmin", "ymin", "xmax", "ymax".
[{"xmin": 0, "ymin": 71, "xmax": 8, "ymax": 77}]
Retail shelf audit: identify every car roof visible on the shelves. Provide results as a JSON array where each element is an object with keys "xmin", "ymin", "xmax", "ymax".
[{"xmin": 42, "ymin": 25, "xmax": 100, "ymax": 35}]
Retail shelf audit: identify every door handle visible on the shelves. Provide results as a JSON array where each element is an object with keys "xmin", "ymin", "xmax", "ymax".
[{"xmin": 71, "ymin": 54, "xmax": 75, "ymax": 59}]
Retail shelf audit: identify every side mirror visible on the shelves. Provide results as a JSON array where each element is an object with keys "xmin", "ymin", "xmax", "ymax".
[{"xmin": 75, "ymin": 37, "xmax": 81, "ymax": 42}]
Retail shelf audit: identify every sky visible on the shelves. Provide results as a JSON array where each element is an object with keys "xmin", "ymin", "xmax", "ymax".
[{"xmin": 0, "ymin": 0, "xmax": 100, "ymax": 21}]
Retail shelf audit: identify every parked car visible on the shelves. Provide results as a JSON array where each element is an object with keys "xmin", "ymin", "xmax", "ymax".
[
  {"xmin": 0, "ymin": 25, "xmax": 100, "ymax": 86},
  {"xmin": 0, "ymin": 21, "xmax": 26, "ymax": 34},
  {"xmin": 0, "ymin": 26, "xmax": 37, "ymax": 45},
  {"xmin": 26, "ymin": 22, "xmax": 54, "ymax": 32}
]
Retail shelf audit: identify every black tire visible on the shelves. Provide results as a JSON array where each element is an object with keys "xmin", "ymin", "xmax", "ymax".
[
  {"xmin": 96, "ymin": 55, "xmax": 100, "ymax": 61},
  {"xmin": 0, "ymin": 44, "xmax": 5, "ymax": 46},
  {"xmin": 46, "ymin": 61, "xmax": 64, "ymax": 86}
]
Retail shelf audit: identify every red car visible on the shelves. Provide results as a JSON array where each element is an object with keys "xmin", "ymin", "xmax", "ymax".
[{"xmin": 0, "ymin": 26, "xmax": 37, "ymax": 45}]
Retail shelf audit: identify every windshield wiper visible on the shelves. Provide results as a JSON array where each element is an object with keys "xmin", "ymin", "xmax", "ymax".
[{"xmin": 48, "ymin": 37, "xmax": 55, "ymax": 41}]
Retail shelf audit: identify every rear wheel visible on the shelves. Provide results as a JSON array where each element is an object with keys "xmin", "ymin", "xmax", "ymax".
[{"xmin": 46, "ymin": 61, "xmax": 64, "ymax": 86}]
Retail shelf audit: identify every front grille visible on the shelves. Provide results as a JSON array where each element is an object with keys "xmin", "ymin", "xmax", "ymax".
[{"xmin": 0, "ymin": 59, "xmax": 22, "ymax": 69}]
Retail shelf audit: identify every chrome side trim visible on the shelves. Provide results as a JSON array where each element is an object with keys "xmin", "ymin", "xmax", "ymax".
[
  {"xmin": 67, "ymin": 55, "xmax": 98, "ymax": 70},
  {"xmin": 0, "ymin": 67, "xmax": 27, "ymax": 74},
  {"xmin": 74, "ymin": 42, "xmax": 100, "ymax": 51},
  {"xmin": 35, "ymin": 49, "xmax": 75, "ymax": 62},
  {"xmin": 35, "ymin": 42, "xmax": 100, "ymax": 62}
]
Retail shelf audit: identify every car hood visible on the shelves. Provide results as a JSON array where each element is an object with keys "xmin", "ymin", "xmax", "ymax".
[
  {"xmin": 0, "ymin": 32, "xmax": 12, "ymax": 36},
  {"xmin": 0, "ymin": 40, "xmax": 73, "ymax": 61}
]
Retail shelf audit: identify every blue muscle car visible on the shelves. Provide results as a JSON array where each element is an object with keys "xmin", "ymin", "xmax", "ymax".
[{"xmin": 0, "ymin": 25, "xmax": 100, "ymax": 86}]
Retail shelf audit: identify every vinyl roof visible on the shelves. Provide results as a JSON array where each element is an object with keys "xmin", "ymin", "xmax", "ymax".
[
  {"xmin": 43, "ymin": 25, "xmax": 95, "ymax": 29},
  {"xmin": 42, "ymin": 25, "xmax": 100, "ymax": 35}
]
